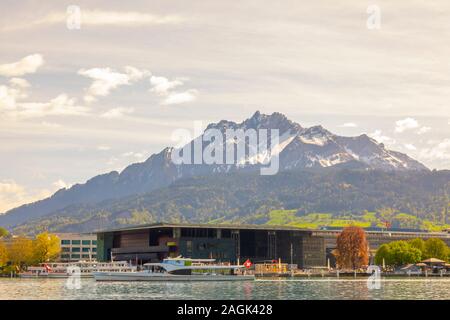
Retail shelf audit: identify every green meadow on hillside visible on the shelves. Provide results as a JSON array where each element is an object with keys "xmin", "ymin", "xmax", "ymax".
[{"xmin": 263, "ymin": 210, "xmax": 450, "ymax": 231}]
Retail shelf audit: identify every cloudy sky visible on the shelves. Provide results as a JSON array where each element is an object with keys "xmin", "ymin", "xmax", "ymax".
[{"xmin": 1, "ymin": 0, "xmax": 450, "ymax": 213}]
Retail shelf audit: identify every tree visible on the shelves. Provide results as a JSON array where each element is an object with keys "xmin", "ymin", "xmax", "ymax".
[
  {"xmin": 0, "ymin": 241, "xmax": 8, "ymax": 267},
  {"xmin": 33, "ymin": 232, "xmax": 61, "ymax": 263},
  {"xmin": 335, "ymin": 226, "xmax": 369, "ymax": 270},
  {"xmin": 375, "ymin": 240, "xmax": 422, "ymax": 267},
  {"xmin": 409, "ymin": 238, "xmax": 425, "ymax": 253},
  {"xmin": 7, "ymin": 237, "xmax": 34, "ymax": 269},
  {"xmin": 0, "ymin": 227, "xmax": 9, "ymax": 238},
  {"xmin": 387, "ymin": 241, "xmax": 422, "ymax": 266},
  {"xmin": 374, "ymin": 244, "xmax": 390, "ymax": 266},
  {"xmin": 424, "ymin": 238, "xmax": 448, "ymax": 261}
]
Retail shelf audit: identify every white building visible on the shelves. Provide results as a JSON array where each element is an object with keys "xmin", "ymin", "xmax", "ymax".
[{"xmin": 55, "ymin": 233, "xmax": 97, "ymax": 262}]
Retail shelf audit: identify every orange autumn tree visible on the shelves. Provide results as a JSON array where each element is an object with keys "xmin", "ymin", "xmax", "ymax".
[{"xmin": 335, "ymin": 226, "xmax": 369, "ymax": 270}]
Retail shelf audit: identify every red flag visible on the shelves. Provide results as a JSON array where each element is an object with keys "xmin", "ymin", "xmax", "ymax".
[
  {"xmin": 44, "ymin": 264, "xmax": 52, "ymax": 272},
  {"xmin": 243, "ymin": 259, "xmax": 252, "ymax": 269}
]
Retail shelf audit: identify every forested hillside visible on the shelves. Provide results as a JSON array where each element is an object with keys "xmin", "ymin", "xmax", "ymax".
[{"xmin": 10, "ymin": 169, "xmax": 450, "ymax": 235}]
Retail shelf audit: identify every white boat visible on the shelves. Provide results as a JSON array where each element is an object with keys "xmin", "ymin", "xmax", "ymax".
[
  {"xmin": 93, "ymin": 257, "xmax": 255, "ymax": 281},
  {"xmin": 19, "ymin": 260, "xmax": 136, "ymax": 278}
]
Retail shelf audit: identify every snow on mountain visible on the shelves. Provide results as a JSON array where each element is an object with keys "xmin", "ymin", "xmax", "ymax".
[{"xmin": 0, "ymin": 111, "xmax": 428, "ymax": 227}]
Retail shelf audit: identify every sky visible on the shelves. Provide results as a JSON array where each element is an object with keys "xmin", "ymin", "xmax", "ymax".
[{"xmin": 0, "ymin": 0, "xmax": 450, "ymax": 213}]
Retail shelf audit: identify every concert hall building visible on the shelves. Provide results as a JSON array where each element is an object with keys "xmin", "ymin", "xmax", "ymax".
[{"xmin": 96, "ymin": 223, "xmax": 450, "ymax": 268}]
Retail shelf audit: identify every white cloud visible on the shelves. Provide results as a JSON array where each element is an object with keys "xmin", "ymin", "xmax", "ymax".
[
  {"xmin": 78, "ymin": 66, "xmax": 149, "ymax": 102},
  {"xmin": 395, "ymin": 117, "xmax": 419, "ymax": 133},
  {"xmin": 0, "ymin": 180, "xmax": 51, "ymax": 213},
  {"xmin": 79, "ymin": 68, "xmax": 132, "ymax": 102},
  {"xmin": 16, "ymin": 94, "xmax": 89, "ymax": 118},
  {"xmin": 0, "ymin": 180, "xmax": 26, "ymax": 213},
  {"xmin": 53, "ymin": 179, "xmax": 70, "ymax": 190},
  {"xmin": 2, "ymin": 10, "xmax": 185, "ymax": 32},
  {"xmin": 79, "ymin": 10, "xmax": 184, "ymax": 26},
  {"xmin": 0, "ymin": 85, "xmax": 20, "ymax": 110},
  {"xmin": 0, "ymin": 54, "xmax": 44, "ymax": 77},
  {"xmin": 0, "ymin": 180, "xmax": 25, "ymax": 195},
  {"xmin": 0, "ymin": 77, "xmax": 30, "ymax": 110},
  {"xmin": 1, "ymin": 74, "xmax": 88, "ymax": 118},
  {"xmin": 124, "ymin": 66, "xmax": 150, "ymax": 81},
  {"xmin": 417, "ymin": 126, "xmax": 431, "ymax": 135},
  {"xmin": 8, "ymin": 77, "xmax": 30, "ymax": 88},
  {"xmin": 122, "ymin": 151, "xmax": 146, "ymax": 159},
  {"xmin": 101, "ymin": 107, "xmax": 134, "ymax": 119},
  {"xmin": 339, "ymin": 122, "xmax": 358, "ymax": 128},
  {"xmin": 419, "ymin": 139, "xmax": 450, "ymax": 162},
  {"xmin": 162, "ymin": 89, "xmax": 198, "ymax": 105},
  {"xmin": 403, "ymin": 143, "xmax": 417, "ymax": 151},
  {"xmin": 150, "ymin": 76, "xmax": 183, "ymax": 95},
  {"xmin": 369, "ymin": 130, "xmax": 396, "ymax": 145},
  {"xmin": 149, "ymin": 76, "xmax": 198, "ymax": 105}
]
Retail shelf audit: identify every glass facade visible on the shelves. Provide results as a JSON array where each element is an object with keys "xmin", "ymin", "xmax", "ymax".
[{"xmin": 58, "ymin": 234, "xmax": 97, "ymax": 262}]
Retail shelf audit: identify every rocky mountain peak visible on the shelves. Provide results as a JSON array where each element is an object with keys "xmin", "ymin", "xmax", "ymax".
[{"xmin": 0, "ymin": 111, "xmax": 429, "ymax": 227}]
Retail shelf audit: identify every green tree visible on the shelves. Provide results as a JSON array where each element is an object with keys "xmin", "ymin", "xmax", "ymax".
[
  {"xmin": 374, "ymin": 244, "xmax": 390, "ymax": 266},
  {"xmin": 0, "ymin": 227, "xmax": 9, "ymax": 238},
  {"xmin": 424, "ymin": 238, "xmax": 448, "ymax": 261},
  {"xmin": 389, "ymin": 241, "xmax": 422, "ymax": 265},
  {"xmin": 375, "ymin": 241, "xmax": 422, "ymax": 267},
  {"xmin": 33, "ymin": 232, "xmax": 61, "ymax": 263},
  {"xmin": 409, "ymin": 238, "xmax": 425, "ymax": 253}
]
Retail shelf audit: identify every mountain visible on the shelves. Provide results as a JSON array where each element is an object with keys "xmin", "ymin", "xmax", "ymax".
[
  {"xmin": 0, "ymin": 111, "xmax": 429, "ymax": 228},
  {"xmin": 10, "ymin": 169, "xmax": 450, "ymax": 235}
]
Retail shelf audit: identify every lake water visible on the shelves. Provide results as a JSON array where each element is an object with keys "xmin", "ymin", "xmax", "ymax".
[{"xmin": 0, "ymin": 278, "xmax": 449, "ymax": 300}]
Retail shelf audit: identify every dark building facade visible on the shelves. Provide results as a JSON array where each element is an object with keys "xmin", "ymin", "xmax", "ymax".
[
  {"xmin": 97, "ymin": 223, "xmax": 326, "ymax": 268},
  {"xmin": 96, "ymin": 223, "xmax": 450, "ymax": 268}
]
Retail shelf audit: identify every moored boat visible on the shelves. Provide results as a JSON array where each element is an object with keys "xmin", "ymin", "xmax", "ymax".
[
  {"xmin": 19, "ymin": 260, "xmax": 136, "ymax": 278},
  {"xmin": 93, "ymin": 257, "xmax": 254, "ymax": 281}
]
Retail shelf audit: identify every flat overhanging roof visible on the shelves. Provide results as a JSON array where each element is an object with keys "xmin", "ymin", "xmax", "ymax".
[
  {"xmin": 95, "ymin": 222, "xmax": 450, "ymax": 238},
  {"xmin": 96, "ymin": 222, "xmax": 313, "ymax": 234}
]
